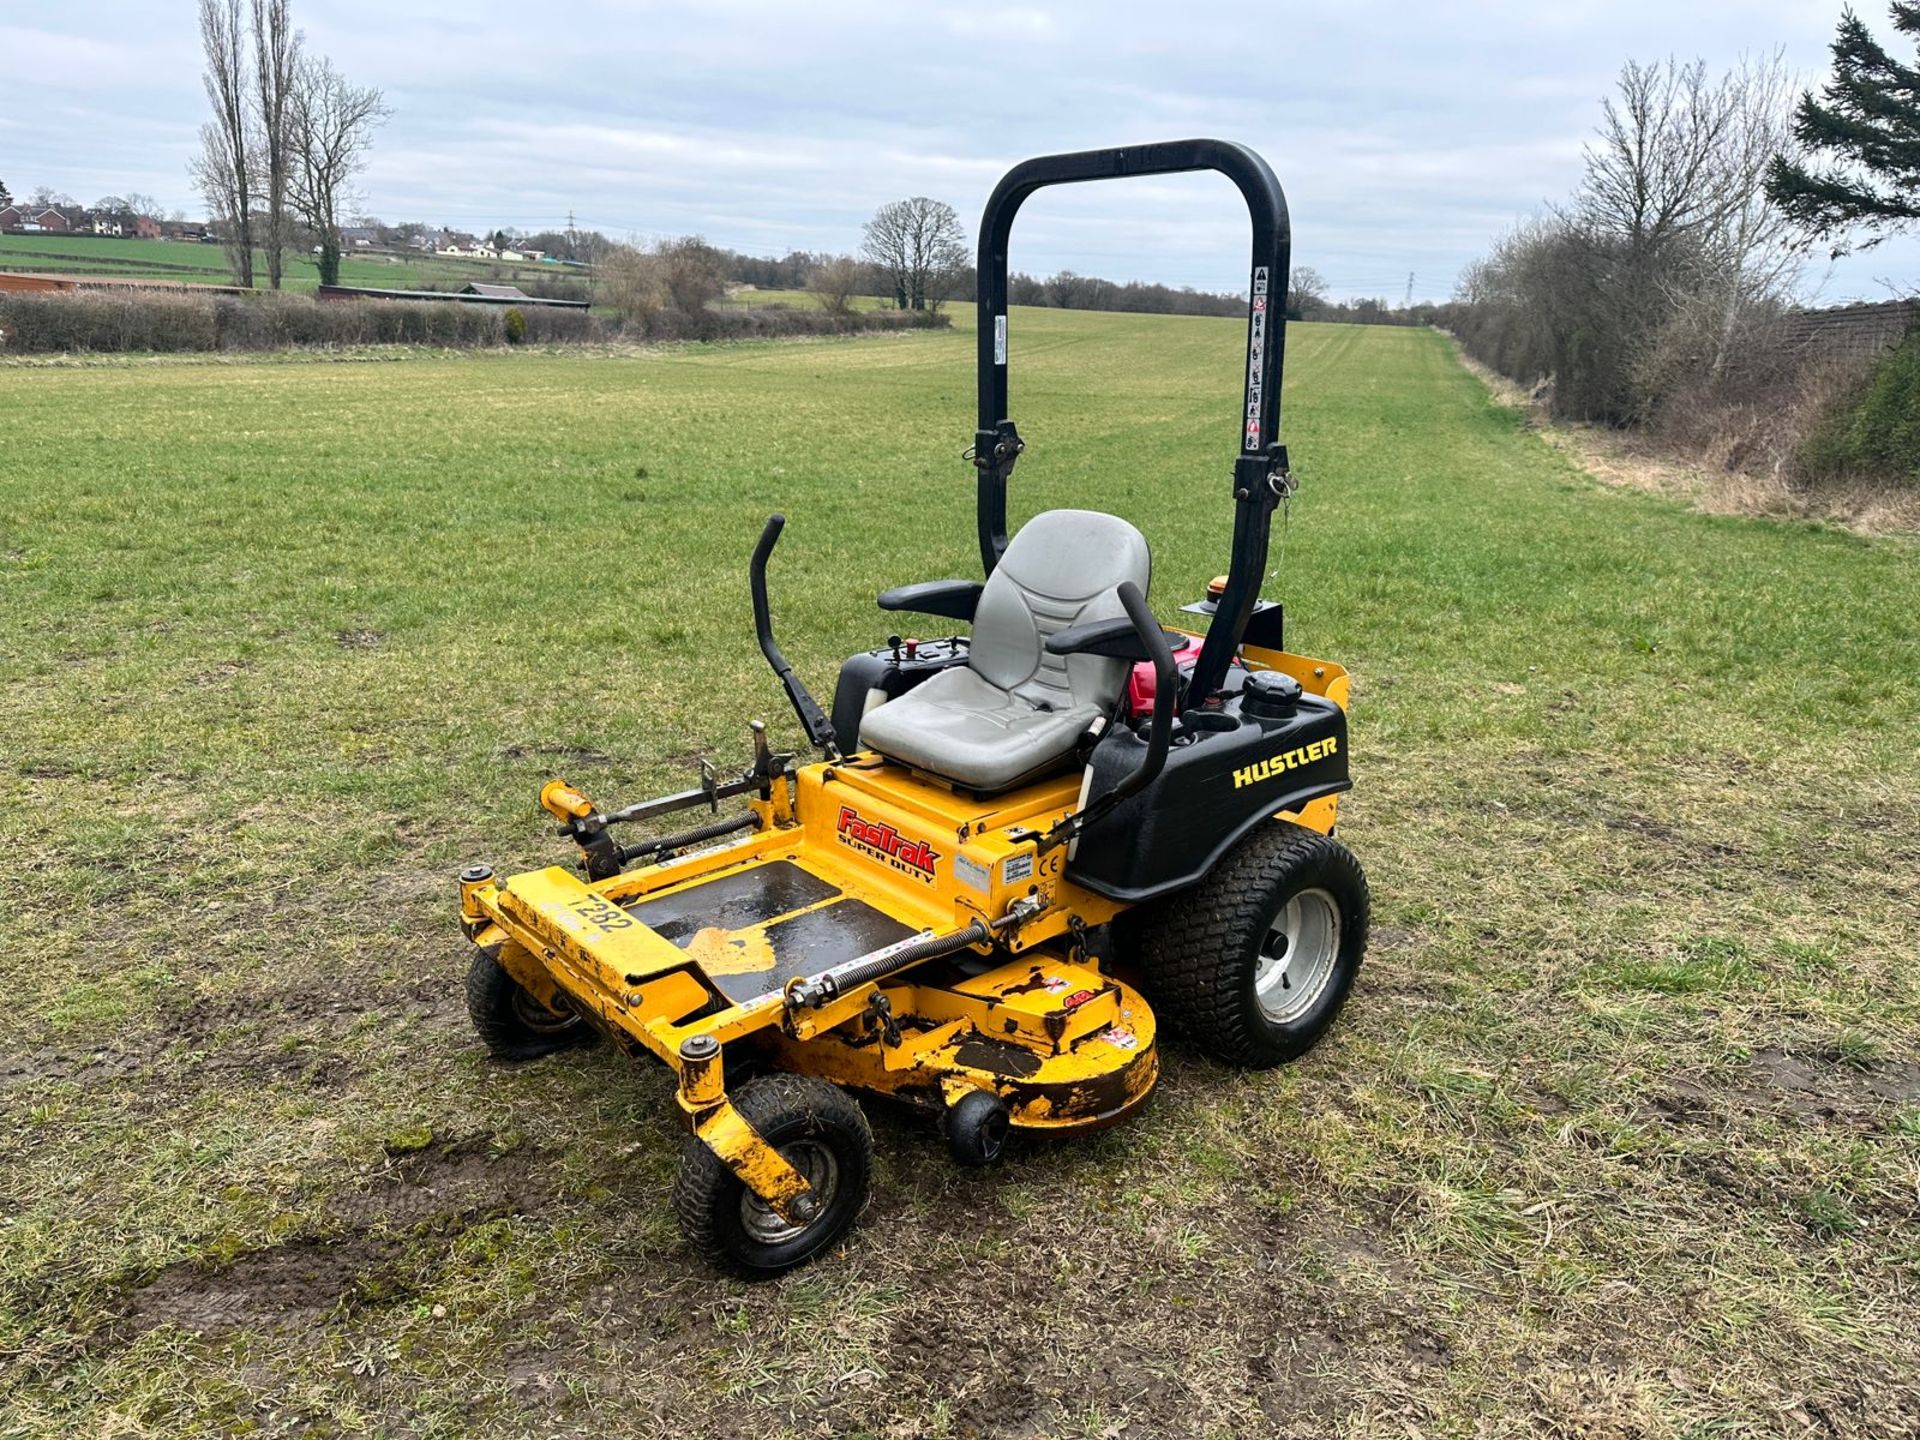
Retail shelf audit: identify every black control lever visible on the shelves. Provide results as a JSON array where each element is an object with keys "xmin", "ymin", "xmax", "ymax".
[
  {"xmin": 1039, "ymin": 580, "xmax": 1176, "ymax": 851},
  {"xmin": 750, "ymin": 515, "xmax": 840, "ymax": 758}
]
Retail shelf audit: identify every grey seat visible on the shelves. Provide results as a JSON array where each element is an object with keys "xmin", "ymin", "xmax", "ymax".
[{"xmin": 859, "ymin": 509, "xmax": 1151, "ymax": 792}]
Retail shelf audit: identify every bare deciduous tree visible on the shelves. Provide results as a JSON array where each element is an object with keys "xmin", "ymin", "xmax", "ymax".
[
  {"xmin": 193, "ymin": 0, "xmax": 255, "ymax": 286},
  {"xmin": 807, "ymin": 255, "xmax": 860, "ymax": 315},
  {"xmin": 289, "ymin": 54, "xmax": 387, "ymax": 287},
  {"xmin": 1577, "ymin": 53, "xmax": 1805, "ymax": 395},
  {"xmin": 599, "ymin": 237, "xmax": 730, "ymax": 336},
  {"xmin": 250, "ymin": 0, "xmax": 302, "ymax": 289},
  {"xmin": 1287, "ymin": 265, "xmax": 1329, "ymax": 319},
  {"xmin": 1044, "ymin": 270, "xmax": 1097, "ymax": 309},
  {"xmin": 861, "ymin": 197, "xmax": 966, "ymax": 312},
  {"xmin": 1454, "ymin": 54, "xmax": 1806, "ymax": 423}
]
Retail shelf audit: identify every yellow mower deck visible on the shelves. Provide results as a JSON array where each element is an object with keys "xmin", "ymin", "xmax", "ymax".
[{"xmin": 465, "ymin": 761, "xmax": 1150, "ymax": 1066}]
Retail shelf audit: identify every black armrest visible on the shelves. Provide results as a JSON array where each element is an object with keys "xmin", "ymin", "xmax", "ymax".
[
  {"xmin": 1045, "ymin": 615, "xmax": 1186, "ymax": 662},
  {"xmin": 876, "ymin": 579, "xmax": 983, "ymax": 622}
]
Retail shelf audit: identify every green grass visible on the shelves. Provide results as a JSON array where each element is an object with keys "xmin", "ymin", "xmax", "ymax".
[
  {"xmin": 720, "ymin": 285, "xmax": 898, "ymax": 312},
  {"xmin": 0, "ymin": 232, "xmax": 576, "ymax": 293},
  {"xmin": 1, "ymin": 313, "xmax": 1917, "ymax": 1437}
]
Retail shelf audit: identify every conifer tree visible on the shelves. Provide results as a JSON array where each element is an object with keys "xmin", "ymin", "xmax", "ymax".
[{"xmin": 1766, "ymin": 4, "xmax": 1920, "ymax": 250}]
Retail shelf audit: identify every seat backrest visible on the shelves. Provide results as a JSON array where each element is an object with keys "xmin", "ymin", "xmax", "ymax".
[{"xmin": 969, "ymin": 509, "xmax": 1151, "ymax": 714}]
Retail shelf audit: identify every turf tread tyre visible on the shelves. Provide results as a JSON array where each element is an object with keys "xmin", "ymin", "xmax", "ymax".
[
  {"xmin": 672, "ymin": 1073, "xmax": 873, "ymax": 1278},
  {"xmin": 464, "ymin": 948, "xmax": 591, "ymax": 1062},
  {"xmin": 1142, "ymin": 821, "xmax": 1368, "ymax": 1069},
  {"xmin": 945, "ymin": 1089, "xmax": 1011, "ymax": 1167}
]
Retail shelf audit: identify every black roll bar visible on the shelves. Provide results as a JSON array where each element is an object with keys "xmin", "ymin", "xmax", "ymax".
[{"xmin": 972, "ymin": 139, "xmax": 1294, "ymax": 712}]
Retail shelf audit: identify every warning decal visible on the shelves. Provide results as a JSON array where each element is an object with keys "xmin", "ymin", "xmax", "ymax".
[{"xmin": 1244, "ymin": 267, "xmax": 1269, "ymax": 451}]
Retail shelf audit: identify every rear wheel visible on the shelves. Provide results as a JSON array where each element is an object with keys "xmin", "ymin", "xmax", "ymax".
[
  {"xmin": 673, "ymin": 1074, "xmax": 873, "ymax": 1278},
  {"xmin": 464, "ymin": 947, "xmax": 592, "ymax": 1061},
  {"xmin": 1141, "ymin": 821, "xmax": 1368, "ymax": 1069}
]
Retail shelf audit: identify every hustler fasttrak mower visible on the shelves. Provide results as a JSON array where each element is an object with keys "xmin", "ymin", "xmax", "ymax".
[{"xmin": 456, "ymin": 139, "xmax": 1369, "ymax": 1275}]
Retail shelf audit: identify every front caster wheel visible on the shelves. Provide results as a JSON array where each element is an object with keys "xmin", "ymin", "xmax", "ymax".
[
  {"xmin": 1141, "ymin": 820, "xmax": 1369, "ymax": 1069},
  {"xmin": 945, "ymin": 1089, "xmax": 1011, "ymax": 1166},
  {"xmin": 464, "ymin": 947, "xmax": 593, "ymax": 1062},
  {"xmin": 672, "ymin": 1075, "xmax": 873, "ymax": 1278}
]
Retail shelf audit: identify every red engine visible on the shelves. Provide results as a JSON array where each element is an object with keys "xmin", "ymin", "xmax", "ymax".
[{"xmin": 1126, "ymin": 631, "xmax": 1206, "ymax": 720}]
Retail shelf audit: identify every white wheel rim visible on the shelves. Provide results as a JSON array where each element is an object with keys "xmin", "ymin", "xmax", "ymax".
[
  {"xmin": 738, "ymin": 1141, "xmax": 838, "ymax": 1245},
  {"xmin": 1253, "ymin": 887, "xmax": 1342, "ymax": 1025}
]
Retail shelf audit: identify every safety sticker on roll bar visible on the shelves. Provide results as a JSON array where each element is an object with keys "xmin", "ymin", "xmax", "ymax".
[
  {"xmin": 994, "ymin": 314, "xmax": 1007, "ymax": 365},
  {"xmin": 1245, "ymin": 268, "xmax": 1268, "ymax": 451}
]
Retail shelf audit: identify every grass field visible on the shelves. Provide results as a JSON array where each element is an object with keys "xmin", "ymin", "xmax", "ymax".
[
  {"xmin": 1, "ymin": 312, "xmax": 1916, "ymax": 1438},
  {"xmin": 0, "ymin": 233, "xmax": 573, "ymax": 294}
]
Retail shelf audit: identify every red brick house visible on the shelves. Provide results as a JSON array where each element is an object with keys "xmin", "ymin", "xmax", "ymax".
[
  {"xmin": 29, "ymin": 207, "xmax": 72, "ymax": 232},
  {"xmin": 0, "ymin": 205, "xmax": 23, "ymax": 230}
]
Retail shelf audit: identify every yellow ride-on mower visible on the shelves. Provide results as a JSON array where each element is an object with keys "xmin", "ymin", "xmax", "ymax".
[{"xmin": 457, "ymin": 139, "xmax": 1368, "ymax": 1275}]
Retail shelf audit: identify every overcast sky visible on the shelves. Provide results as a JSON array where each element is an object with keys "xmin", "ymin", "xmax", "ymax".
[{"xmin": 5, "ymin": 0, "xmax": 1918, "ymax": 304}]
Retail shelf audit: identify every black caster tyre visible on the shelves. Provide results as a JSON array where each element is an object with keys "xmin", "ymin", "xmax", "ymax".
[
  {"xmin": 464, "ymin": 947, "xmax": 593, "ymax": 1062},
  {"xmin": 672, "ymin": 1074, "xmax": 873, "ymax": 1278},
  {"xmin": 945, "ymin": 1089, "xmax": 1011, "ymax": 1166},
  {"xmin": 1141, "ymin": 821, "xmax": 1369, "ymax": 1069}
]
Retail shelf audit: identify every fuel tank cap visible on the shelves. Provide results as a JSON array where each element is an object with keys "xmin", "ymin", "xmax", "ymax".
[{"xmin": 1240, "ymin": 669, "xmax": 1303, "ymax": 719}]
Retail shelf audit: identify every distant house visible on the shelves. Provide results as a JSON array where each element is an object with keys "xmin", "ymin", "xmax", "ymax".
[
  {"xmin": 339, "ymin": 225, "xmax": 377, "ymax": 248},
  {"xmin": 30, "ymin": 208, "xmax": 72, "ymax": 232},
  {"xmin": 131, "ymin": 214, "xmax": 161, "ymax": 239},
  {"xmin": 0, "ymin": 205, "xmax": 23, "ymax": 230},
  {"xmin": 90, "ymin": 213, "xmax": 126, "ymax": 237}
]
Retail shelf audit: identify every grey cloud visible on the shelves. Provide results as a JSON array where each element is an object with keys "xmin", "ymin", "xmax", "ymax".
[{"xmin": 4, "ymin": 0, "xmax": 1917, "ymax": 301}]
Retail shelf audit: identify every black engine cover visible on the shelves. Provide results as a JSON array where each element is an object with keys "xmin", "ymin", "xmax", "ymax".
[
  {"xmin": 1066, "ymin": 689, "xmax": 1349, "ymax": 902},
  {"xmin": 831, "ymin": 638, "xmax": 971, "ymax": 752}
]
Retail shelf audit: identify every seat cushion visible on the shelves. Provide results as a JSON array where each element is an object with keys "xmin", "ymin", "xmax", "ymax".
[{"xmin": 856, "ymin": 665, "xmax": 1103, "ymax": 792}]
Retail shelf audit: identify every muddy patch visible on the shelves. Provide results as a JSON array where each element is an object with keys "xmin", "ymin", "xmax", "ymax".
[
  {"xmin": 118, "ymin": 1136, "xmax": 555, "ymax": 1342},
  {"xmin": 0, "ymin": 1045, "xmax": 149, "ymax": 1092},
  {"xmin": 329, "ymin": 1132, "xmax": 554, "ymax": 1232},
  {"xmin": 500, "ymin": 743, "xmax": 613, "ymax": 767},
  {"xmin": 124, "ymin": 1235, "xmax": 404, "ymax": 1337},
  {"xmin": 1744, "ymin": 1048, "xmax": 1920, "ymax": 1115},
  {"xmin": 1646, "ymin": 1048, "xmax": 1920, "ymax": 1127}
]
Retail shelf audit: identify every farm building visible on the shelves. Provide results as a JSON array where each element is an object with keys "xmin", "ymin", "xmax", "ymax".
[
  {"xmin": 0, "ymin": 272, "xmax": 249, "ymax": 296},
  {"xmin": 315, "ymin": 281, "xmax": 588, "ymax": 310}
]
